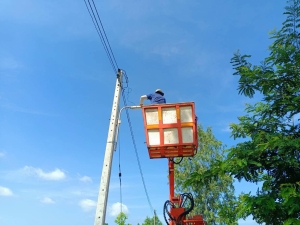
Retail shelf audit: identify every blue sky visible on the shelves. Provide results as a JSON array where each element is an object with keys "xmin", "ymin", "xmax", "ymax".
[{"xmin": 0, "ymin": 1, "xmax": 288, "ymax": 225}]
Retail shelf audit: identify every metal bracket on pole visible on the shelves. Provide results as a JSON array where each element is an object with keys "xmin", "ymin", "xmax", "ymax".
[{"xmin": 94, "ymin": 69, "xmax": 123, "ymax": 225}]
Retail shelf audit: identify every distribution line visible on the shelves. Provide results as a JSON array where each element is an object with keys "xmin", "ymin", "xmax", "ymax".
[
  {"xmin": 83, "ymin": 0, "xmax": 155, "ymax": 216},
  {"xmin": 90, "ymin": 0, "xmax": 119, "ymax": 69},
  {"xmin": 83, "ymin": 0, "xmax": 118, "ymax": 73},
  {"xmin": 121, "ymin": 74, "xmax": 154, "ymax": 214}
]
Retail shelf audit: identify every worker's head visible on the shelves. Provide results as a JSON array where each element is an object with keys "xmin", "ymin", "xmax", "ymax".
[{"xmin": 155, "ymin": 89, "xmax": 164, "ymax": 96}]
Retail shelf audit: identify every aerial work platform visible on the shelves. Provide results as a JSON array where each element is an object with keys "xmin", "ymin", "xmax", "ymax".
[{"xmin": 142, "ymin": 102, "xmax": 198, "ymax": 159}]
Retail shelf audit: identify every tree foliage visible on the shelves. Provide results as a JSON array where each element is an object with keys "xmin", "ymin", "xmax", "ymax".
[
  {"xmin": 189, "ymin": 1, "xmax": 300, "ymax": 224},
  {"xmin": 174, "ymin": 125, "xmax": 238, "ymax": 225},
  {"xmin": 142, "ymin": 215, "xmax": 163, "ymax": 225},
  {"xmin": 114, "ymin": 212, "xmax": 130, "ymax": 225}
]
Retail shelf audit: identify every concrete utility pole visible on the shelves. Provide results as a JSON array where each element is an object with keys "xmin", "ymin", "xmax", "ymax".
[{"xmin": 94, "ymin": 69, "xmax": 123, "ymax": 225}]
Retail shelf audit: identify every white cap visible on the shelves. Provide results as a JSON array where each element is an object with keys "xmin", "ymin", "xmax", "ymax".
[{"xmin": 155, "ymin": 89, "xmax": 164, "ymax": 94}]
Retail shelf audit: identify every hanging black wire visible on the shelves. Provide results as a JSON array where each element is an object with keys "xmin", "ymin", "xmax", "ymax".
[
  {"xmin": 90, "ymin": 0, "xmax": 119, "ymax": 69},
  {"xmin": 177, "ymin": 193, "xmax": 194, "ymax": 222},
  {"xmin": 121, "ymin": 71, "xmax": 154, "ymax": 214},
  {"xmin": 84, "ymin": 0, "xmax": 155, "ymax": 216},
  {"xmin": 118, "ymin": 133, "xmax": 123, "ymax": 214},
  {"xmin": 83, "ymin": 0, "xmax": 118, "ymax": 74},
  {"xmin": 163, "ymin": 193, "xmax": 195, "ymax": 225},
  {"xmin": 170, "ymin": 157, "xmax": 183, "ymax": 164},
  {"xmin": 163, "ymin": 200, "xmax": 176, "ymax": 225}
]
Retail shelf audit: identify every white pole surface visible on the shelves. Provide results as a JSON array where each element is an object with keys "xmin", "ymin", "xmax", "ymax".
[{"xmin": 94, "ymin": 69, "xmax": 123, "ymax": 225}]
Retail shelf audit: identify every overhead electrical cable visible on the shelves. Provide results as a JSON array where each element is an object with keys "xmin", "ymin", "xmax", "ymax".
[
  {"xmin": 121, "ymin": 72, "xmax": 154, "ymax": 215},
  {"xmin": 90, "ymin": 0, "xmax": 119, "ymax": 69},
  {"xmin": 84, "ymin": 0, "xmax": 154, "ymax": 216},
  {"xmin": 84, "ymin": 0, "xmax": 118, "ymax": 73}
]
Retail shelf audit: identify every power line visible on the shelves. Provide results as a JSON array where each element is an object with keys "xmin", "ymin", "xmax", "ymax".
[
  {"xmin": 90, "ymin": 0, "xmax": 119, "ymax": 69},
  {"xmin": 84, "ymin": 0, "xmax": 118, "ymax": 73},
  {"xmin": 121, "ymin": 72, "xmax": 154, "ymax": 215},
  {"xmin": 84, "ymin": 0, "xmax": 154, "ymax": 216}
]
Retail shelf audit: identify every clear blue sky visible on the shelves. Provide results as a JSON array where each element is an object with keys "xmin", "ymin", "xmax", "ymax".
[{"xmin": 0, "ymin": 1, "xmax": 287, "ymax": 225}]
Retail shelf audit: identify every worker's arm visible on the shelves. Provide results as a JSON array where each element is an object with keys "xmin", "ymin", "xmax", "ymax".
[{"xmin": 140, "ymin": 95, "xmax": 148, "ymax": 106}]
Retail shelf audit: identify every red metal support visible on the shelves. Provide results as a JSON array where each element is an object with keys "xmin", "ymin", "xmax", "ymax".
[{"xmin": 169, "ymin": 158, "xmax": 175, "ymax": 201}]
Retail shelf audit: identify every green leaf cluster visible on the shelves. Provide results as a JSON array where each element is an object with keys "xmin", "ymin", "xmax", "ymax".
[
  {"xmin": 113, "ymin": 212, "xmax": 163, "ymax": 225},
  {"xmin": 142, "ymin": 215, "xmax": 163, "ymax": 225},
  {"xmin": 114, "ymin": 212, "xmax": 131, "ymax": 225},
  {"xmin": 222, "ymin": 0, "xmax": 300, "ymax": 223}
]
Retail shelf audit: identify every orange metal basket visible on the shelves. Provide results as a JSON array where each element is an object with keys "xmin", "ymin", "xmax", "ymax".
[{"xmin": 142, "ymin": 102, "xmax": 198, "ymax": 159}]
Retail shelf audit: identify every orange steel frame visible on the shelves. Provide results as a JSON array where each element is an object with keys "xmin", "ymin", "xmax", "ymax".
[{"xmin": 142, "ymin": 103, "xmax": 198, "ymax": 159}]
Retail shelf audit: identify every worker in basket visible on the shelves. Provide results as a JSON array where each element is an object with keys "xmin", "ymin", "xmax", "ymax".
[{"xmin": 140, "ymin": 89, "xmax": 166, "ymax": 106}]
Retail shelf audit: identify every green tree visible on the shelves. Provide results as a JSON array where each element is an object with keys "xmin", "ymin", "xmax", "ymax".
[
  {"xmin": 175, "ymin": 125, "xmax": 238, "ymax": 225},
  {"xmin": 142, "ymin": 215, "xmax": 163, "ymax": 225},
  {"xmin": 190, "ymin": 1, "xmax": 300, "ymax": 224},
  {"xmin": 114, "ymin": 212, "xmax": 129, "ymax": 225}
]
